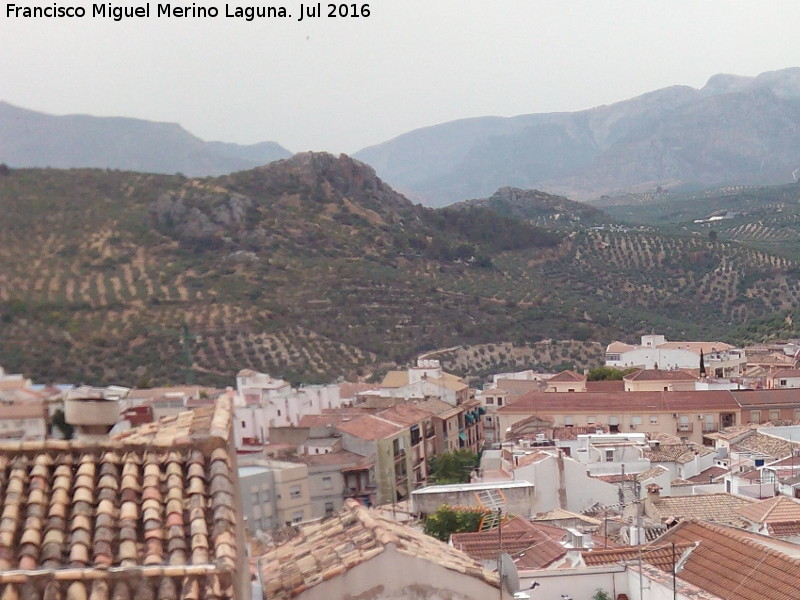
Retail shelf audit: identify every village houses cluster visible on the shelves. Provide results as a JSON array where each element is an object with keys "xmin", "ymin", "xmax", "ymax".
[{"xmin": 2, "ymin": 334, "xmax": 800, "ymax": 599}]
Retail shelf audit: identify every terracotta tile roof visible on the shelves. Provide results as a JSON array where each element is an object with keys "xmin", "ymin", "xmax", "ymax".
[
  {"xmin": 514, "ymin": 451, "xmax": 554, "ymax": 468},
  {"xmin": 647, "ymin": 493, "xmax": 756, "ymax": 527},
  {"xmin": 377, "ymin": 404, "xmax": 434, "ymax": 427},
  {"xmin": 416, "ymin": 398, "xmax": 461, "ymax": 419},
  {"xmin": 451, "ymin": 517, "xmax": 566, "ymax": 569},
  {"xmin": 771, "ymin": 369, "xmax": 800, "ymax": 378},
  {"xmin": 735, "ymin": 495, "xmax": 800, "ymax": 524},
  {"xmin": 732, "ymin": 432, "xmax": 798, "ymax": 461},
  {"xmin": 703, "ymin": 423, "xmax": 761, "ymax": 442},
  {"xmin": 606, "ymin": 342, "xmax": 635, "ymax": 353},
  {"xmin": 0, "ymin": 394, "xmax": 241, "ymax": 599},
  {"xmin": 297, "ymin": 409, "xmax": 368, "ymax": 428},
  {"xmin": 499, "ymin": 390, "xmax": 740, "ymax": 413},
  {"xmin": 259, "ymin": 499, "xmax": 498, "ymax": 599},
  {"xmin": 644, "ymin": 443, "xmax": 711, "ymax": 464},
  {"xmin": 624, "ymin": 369, "xmax": 697, "ymax": 382},
  {"xmin": 658, "ymin": 341, "xmax": 733, "ymax": 353},
  {"xmin": 547, "ymin": 370, "xmax": 586, "ymax": 383},
  {"xmin": 379, "ymin": 371, "xmax": 409, "ymax": 388},
  {"xmin": 687, "ymin": 466, "xmax": 730, "ymax": 483},
  {"xmin": 585, "ymin": 380, "xmax": 625, "ymax": 392},
  {"xmin": 658, "ymin": 520, "xmax": 800, "ymax": 600},
  {"xmin": 336, "ymin": 414, "xmax": 404, "ymax": 440},
  {"xmin": 729, "ymin": 389, "xmax": 800, "ymax": 407},
  {"xmin": 581, "ymin": 542, "xmax": 696, "ymax": 570}
]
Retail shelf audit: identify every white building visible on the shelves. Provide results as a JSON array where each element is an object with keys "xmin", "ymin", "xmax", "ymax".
[
  {"xmin": 234, "ymin": 370, "xmax": 344, "ymax": 447},
  {"xmin": 605, "ymin": 334, "xmax": 740, "ymax": 372}
]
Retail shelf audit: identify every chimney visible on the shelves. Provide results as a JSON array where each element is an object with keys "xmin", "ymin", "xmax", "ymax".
[{"xmin": 646, "ymin": 483, "xmax": 662, "ymax": 503}]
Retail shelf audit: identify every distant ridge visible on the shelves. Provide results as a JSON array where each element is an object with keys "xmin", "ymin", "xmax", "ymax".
[
  {"xmin": 354, "ymin": 67, "xmax": 800, "ymax": 206},
  {"xmin": 0, "ymin": 101, "xmax": 291, "ymax": 176}
]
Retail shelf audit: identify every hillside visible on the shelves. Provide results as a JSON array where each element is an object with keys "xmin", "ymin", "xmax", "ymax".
[
  {"xmin": 450, "ymin": 187, "xmax": 613, "ymax": 229},
  {"xmin": 354, "ymin": 68, "xmax": 800, "ymax": 206},
  {"xmin": 2, "ymin": 156, "xmax": 800, "ymax": 387},
  {"xmin": 0, "ymin": 101, "xmax": 291, "ymax": 176}
]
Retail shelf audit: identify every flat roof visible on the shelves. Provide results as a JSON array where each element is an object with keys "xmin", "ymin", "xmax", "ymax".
[{"xmin": 412, "ymin": 480, "xmax": 533, "ymax": 495}]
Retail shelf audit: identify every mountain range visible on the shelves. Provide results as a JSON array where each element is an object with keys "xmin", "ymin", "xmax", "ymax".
[
  {"xmin": 4, "ymin": 68, "xmax": 800, "ymax": 206},
  {"xmin": 355, "ymin": 68, "xmax": 800, "ymax": 205},
  {"xmin": 0, "ymin": 101, "xmax": 291, "ymax": 176}
]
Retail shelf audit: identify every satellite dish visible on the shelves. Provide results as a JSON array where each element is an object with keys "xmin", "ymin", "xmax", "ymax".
[{"xmin": 499, "ymin": 552, "xmax": 520, "ymax": 595}]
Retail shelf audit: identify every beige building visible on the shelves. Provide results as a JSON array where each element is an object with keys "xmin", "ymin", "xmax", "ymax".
[
  {"xmin": 545, "ymin": 370, "xmax": 587, "ymax": 392},
  {"xmin": 496, "ymin": 390, "xmax": 741, "ymax": 445},
  {"xmin": 623, "ymin": 368, "xmax": 697, "ymax": 392},
  {"xmin": 0, "ymin": 400, "xmax": 47, "ymax": 441},
  {"xmin": 259, "ymin": 499, "xmax": 505, "ymax": 600},
  {"xmin": 238, "ymin": 459, "xmax": 312, "ymax": 533}
]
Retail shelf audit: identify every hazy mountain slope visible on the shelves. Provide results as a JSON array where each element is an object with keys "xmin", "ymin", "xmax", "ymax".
[
  {"xmin": 449, "ymin": 187, "xmax": 612, "ymax": 228},
  {"xmin": 0, "ymin": 101, "xmax": 291, "ymax": 175},
  {"xmin": 354, "ymin": 68, "xmax": 800, "ymax": 206}
]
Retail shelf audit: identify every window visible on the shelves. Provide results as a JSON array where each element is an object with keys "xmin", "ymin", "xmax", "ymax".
[
  {"xmin": 780, "ymin": 380, "xmax": 787, "ymax": 387},
  {"xmin": 497, "ymin": 398, "xmax": 503, "ymax": 406},
  {"xmin": 606, "ymin": 353, "xmax": 621, "ymax": 361},
  {"xmin": 292, "ymin": 511, "xmax": 303, "ymax": 523},
  {"xmin": 322, "ymin": 476, "xmax": 333, "ymax": 491},
  {"xmin": 631, "ymin": 416, "xmax": 642, "ymax": 425},
  {"xmin": 769, "ymin": 409, "xmax": 780, "ymax": 420},
  {"xmin": 485, "ymin": 416, "xmax": 493, "ymax": 424},
  {"xmin": 605, "ymin": 449, "xmax": 614, "ymax": 462},
  {"xmin": 290, "ymin": 485, "xmax": 301, "ymax": 499},
  {"xmin": 277, "ymin": 410, "xmax": 281, "ymax": 416},
  {"xmin": 241, "ymin": 421, "xmax": 246, "ymax": 429},
  {"xmin": 649, "ymin": 415, "xmax": 658, "ymax": 424},
  {"xmin": 663, "ymin": 386, "xmax": 669, "ymax": 392},
  {"xmin": 587, "ymin": 416, "xmax": 596, "ymax": 424},
  {"xmin": 609, "ymin": 416, "xmax": 619, "ymax": 425},
  {"xmin": 486, "ymin": 397, "xmax": 494, "ymax": 405},
  {"xmin": 250, "ymin": 492, "xmax": 259, "ymax": 505},
  {"xmin": 564, "ymin": 416, "xmax": 574, "ymax": 427},
  {"xmin": 324, "ymin": 502, "xmax": 334, "ymax": 516},
  {"xmin": 750, "ymin": 410, "xmax": 761, "ymax": 423}
]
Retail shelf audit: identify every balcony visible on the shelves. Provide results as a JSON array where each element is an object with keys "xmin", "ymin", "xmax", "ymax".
[{"xmin": 702, "ymin": 421, "xmax": 719, "ymax": 433}]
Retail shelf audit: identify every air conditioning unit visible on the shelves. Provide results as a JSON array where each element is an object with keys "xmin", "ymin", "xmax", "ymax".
[
  {"xmin": 697, "ymin": 415, "xmax": 703, "ymax": 420},
  {"xmin": 672, "ymin": 413, "xmax": 678, "ymax": 418}
]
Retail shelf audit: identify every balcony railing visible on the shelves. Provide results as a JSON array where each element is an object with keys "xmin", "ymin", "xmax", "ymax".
[{"xmin": 702, "ymin": 422, "xmax": 718, "ymax": 433}]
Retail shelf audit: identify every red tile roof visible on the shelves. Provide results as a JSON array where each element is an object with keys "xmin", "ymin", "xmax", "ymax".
[
  {"xmin": 260, "ymin": 499, "xmax": 498, "ymax": 599},
  {"xmin": 451, "ymin": 517, "xmax": 566, "ymax": 569},
  {"xmin": 658, "ymin": 520, "xmax": 800, "ymax": 600},
  {"xmin": 581, "ymin": 542, "xmax": 696, "ymax": 570},
  {"xmin": 624, "ymin": 369, "xmax": 697, "ymax": 382},
  {"xmin": 547, "ymin": 370, "xmax": 586, "ymax": 383},
  {"xmin": 0, "ymin": 395, "xmax": 242, "ymax": 600},
  {"xmin": 499, "ymin": 390, "xmax": 740, "ymax": 413},
  {"xmin": 336, "ymin": 414, "xmax": 404, "ymax": 440},
  {"xmin": 735, "ymin": 495, "xmax": 800, "ymax": 524},
  {"xmin": 586, "ymin": 380, "xmax": 625, "ymax": 393}
]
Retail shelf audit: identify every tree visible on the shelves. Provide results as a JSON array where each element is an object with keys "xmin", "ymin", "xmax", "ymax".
[
  {"xmin": 51, "ymin": 409, "xmax": 74, "ymax": 440},
  {"xmin": 586, "ymin": 366, "xmax": 638, "ymax": 381},
  {"xmin": 592, "ymin": 589, "xmax": 612, "ymax": 600},
  {"xmin": 429, "ymin": 449, "xmax": 479, "ymax": 485},
  {"xmin": 423, "ymin": 505, "xmax": 489, "ymax": 541}
]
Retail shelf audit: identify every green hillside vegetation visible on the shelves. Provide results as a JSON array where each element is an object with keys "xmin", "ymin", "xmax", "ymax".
[{"xmin": 3, "ymin": 154, "xmax": 800, "ymax": 387}]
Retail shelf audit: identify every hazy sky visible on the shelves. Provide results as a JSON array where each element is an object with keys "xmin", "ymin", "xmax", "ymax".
[{"xmin": 2, "ymin": 1, "xmax": 799, "ymax": 154}]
